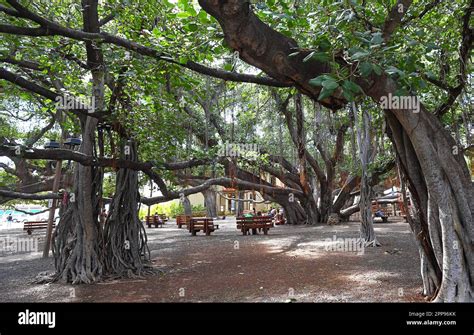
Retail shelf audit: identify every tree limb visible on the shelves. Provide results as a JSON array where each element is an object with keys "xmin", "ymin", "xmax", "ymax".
[
  {"xmin": 0, "ymin": 188, "xmax": 61, "ymax": 200},
  {"xmin": 382, "ymin": 0, "xmax": 413, "ymax": 42},
  {"xmin": 1, "ymin": 0, "xmax": 291, "ymax": 87}
]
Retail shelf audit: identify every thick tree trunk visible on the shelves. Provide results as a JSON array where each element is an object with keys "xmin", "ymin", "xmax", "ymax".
[
  {"xmin": 358, "ymin": 174, "xmax": 379, "ymax": 246},
  {"xmin": 354, "ymin": 104, "xmax": 380, "ymax": 247},
  {"xmin": 52, "ymin": 118, "xmax": 103, "ymax": 284},
  {"xmin": 51, "ymin": 0, "xmax": 107, "ymax": 285},
  {"xmin": 301, "ymin": 197, "xmax": 320, "ymax": 225},
  {"xmin": 103, "ymin": 141, "xmax": 150, "ymax": 278},
  {"xmin": 183, "ymin": 196, "xmax": 192, "ymax": 216},
  {"xmin": 399, "ymin": 167, "xmax": 440, "ymax": 296},
  {"xmin": 384, "ymin": 108, "xmax": 473, "ymax": 302},
  {"xmin": 265, "ymin": 193, "xmax": 307, "ymax": 224},
  {"xmin": 284, "ymin": 201, "xmax": 307, "ymax": 225},
  {"xmin": 203, "ymin": 187, "xmax": 218, "ymax": 218},
  {"xmin": 319, "ymin": 181, "xmax": 332, "ymax": 224}
]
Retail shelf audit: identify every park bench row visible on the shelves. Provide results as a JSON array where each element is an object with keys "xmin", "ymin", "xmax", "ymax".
[
  {"xmin": 21, "ymin": 214, "xmax": 282, "ymax": 237},
  {"xmin": 175, "ymin": 215, "xmax": 281, "ymax": 236}
]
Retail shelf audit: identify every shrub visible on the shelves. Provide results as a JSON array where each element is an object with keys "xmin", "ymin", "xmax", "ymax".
[{"xmin": 139, "ymin": 202, "xmax": 214, "ymax": 219}]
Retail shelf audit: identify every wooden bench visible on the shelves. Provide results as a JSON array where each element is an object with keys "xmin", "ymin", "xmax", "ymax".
[
  {"xmin": 176, "ymin": 215, "xmax": 192, "ymax": 228},
  {"xmin": 145, "ymin": 215, "xmax": 167, "ymax": 228},
  {"xmin": 188, "ymin": 218, "xmax": 219, "ymax": 236},
  {"xmin": 274, "ymin": 213, "xmax": 286, "ymax": 225},
  {"xmin": 236, "ymin": 216, "xmax": 274, "ymax": 235},
  {"xmin": 159, "ymin": 214, "xmax": 169, "ymax": 223},
  {"xmin": 23, "ymin": 221, "xmax": 54, "ymax": 235}
]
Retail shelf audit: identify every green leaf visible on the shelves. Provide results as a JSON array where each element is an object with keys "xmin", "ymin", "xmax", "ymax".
[
  {"xmin": 425, "ymin": 71, "xmax": 436, "ymax": 80},
  {"xmin": 360, "ymin": 62, "xmax": 373, "ymax": 77},
  {"xmin": 312, "ymin": 52, "xmax": 331, "ymax": 62},
  {"xmin": 382, "ymin": 45, "xmax": 400, "ymax": 52},
  {"xmin": 309, "ymin": 78, "xmax": 323, "ymax": 86},
  {"xmin": 343, "ymin": 90, "xmax": 354, "ymax": 101},
  {"xmin": 372, "ymin": 64, "xmax": 383, "ymax": 76},
  {"xmin": 309, "ymin": 74, "xmax": 334, "ymax": 87},
  {"xmin": 186, "ymin": 23, "xmax": 198, "ymax": 32},
  {"xmin": 197, "ymin": 10, "xmax": 209, "ymax": 23},
  {"xmin": 418, "ymin": 80, "xmax": 427, "ymax": 89},
  {"xmin": 304, "ymin": 51, "xmax": 331, "ymax": 62},
  {"xmin": 186, "ymin": 6, "xmax": 197, "ymax": 16},
  {"xmin": 425, "ymin": 42, "xmax": 438, "ymax": 52},
  {"xmin": 318, "ymin": 38, "xmax": 331, "ymax": 51},
  {"xmin": 342, "ymin": 80, "xmax": 362, "ymax": 93},
  {"xmin": 394, "ymin": 88, "xmax": 409, "ymax": 96},
  {"xmin": 177, "ymin": 12, "xmax": 191, "ymax": 18},
  {"xmin": 318, "ymin": 86, "xmax": 336, "ymax": 101},
  {"xmin": 414, "ymin": 29, "xmax": 425, "ymax": 37},
  {"xmin": 354, "ymin": 32, "xmax": 371, "ymax": 44},
  {"xmin": 351, "ymin": 51, "xmax": 370, "ymax": 60},
  {"xmin": 348, "ymin": 47, "xmax": 366, "ymax": 55},
  {"xmin": 322, "ymin": 79, "xmax": 339, "ymax": 90},
  {"xmin": 386, "ymin": 66, "xmax": 404, "ymax": 77},
  {"xmin": 370, "ymin": 32, "xmax": 383, "ymax": 45}
]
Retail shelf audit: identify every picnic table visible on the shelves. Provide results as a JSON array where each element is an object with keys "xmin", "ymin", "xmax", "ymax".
[
  {"xmin": 188, "ymin": 217, "xmax": 219, "ymax": 236},
  {"xmin": 23, "ymin": 221, "xmax": 54, "ymax": 235},
  {"xmin": 236, "ymin": 216, "xmax": 274, "ymax": 235}
]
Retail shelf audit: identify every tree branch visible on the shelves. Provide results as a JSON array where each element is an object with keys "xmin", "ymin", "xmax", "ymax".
[
  {"xmin": 382, "ymin": 0, "xmax": 413, "ymax": 42},
  {"xmin": 0, "ymin": 162, "xmax": 17, "ymax": 176},
  {"xmin": 1, "ymin": 0, "xmax": 290, "ymax": 87},
  {"xmin": 0, "ymin": 188, "xmax": 61, "ymax": 200},
  {"xmin": 401, "ymin": 0, "xmax": 442, "ymax": 26},
  {"xmin": 141, "ymin": 177, "xmax": 302, "ymax": 205}
]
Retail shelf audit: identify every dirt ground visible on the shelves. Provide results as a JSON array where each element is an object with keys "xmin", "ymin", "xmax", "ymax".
[{"xmin": 0, "ymin": 218, "xmax": 426, "ymax": 302}]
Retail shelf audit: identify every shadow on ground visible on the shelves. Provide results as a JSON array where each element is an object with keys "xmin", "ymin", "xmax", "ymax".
[{"xmin": 0, "ymin": 219, "xmax": 425, "ymax": 302}]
